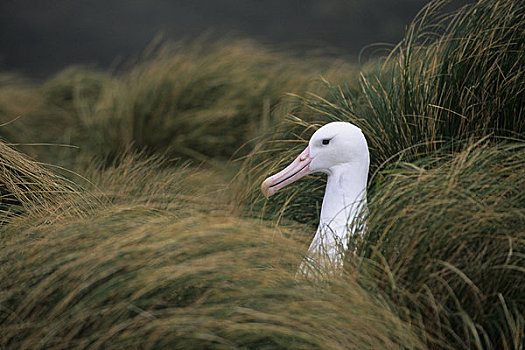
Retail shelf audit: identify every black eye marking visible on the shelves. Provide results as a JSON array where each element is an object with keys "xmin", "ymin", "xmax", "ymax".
[{"xmin": 322, "ymin": 139, "xmax": 330, "ymax": 145}]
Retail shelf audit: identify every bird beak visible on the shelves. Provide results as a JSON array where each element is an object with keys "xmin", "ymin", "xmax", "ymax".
[{"xmin": 261, "ymin": 145, "xmax": 312, "ymax": 198}]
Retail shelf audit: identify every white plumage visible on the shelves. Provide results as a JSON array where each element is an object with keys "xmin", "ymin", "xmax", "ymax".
[{"xmin": 261, "ymin": 122, "xmax": 369, "ymax": 279}]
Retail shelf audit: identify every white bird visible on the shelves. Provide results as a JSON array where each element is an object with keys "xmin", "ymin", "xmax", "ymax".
[{"xmin": 261, "ymin": 122, "xmax": 369, "ymax": 279}]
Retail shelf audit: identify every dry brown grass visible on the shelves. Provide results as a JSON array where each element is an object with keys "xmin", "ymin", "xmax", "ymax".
[
  {"xmin": 1, "ymin": 206, "xmax": 424, "ymax": 349},
  {"xmin": 0, "ymin": 140, "xmax": 92, "ymax": 223}
]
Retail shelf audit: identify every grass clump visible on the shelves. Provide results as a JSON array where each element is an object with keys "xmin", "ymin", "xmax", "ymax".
[
  {"xmin": 345, "ymin": 0, "xmax": 524, "ymax": 163},
  {"xmin": 0, "ymin": 0, "xmax": 523, "ymax": 349},
  {"xmin": 0, "ymin": 208, "xmax": 424, "ymax": 349},
  {"xmin": 0, "ymin": 139, "xmax": 423, "ymax": 349},
  {"xmin": 235, "ymin": 1, "xmax": 525, "ymax": 348},
  {"xmin": 0, "ymin": 40, "xmax": 356, "ymax": 167},
  {"xmin": 356, "ymin": 143, "xmax": 525, "ymax": 349},
  {"xmin": 0, "ymin": 140, "xmax": 90, "ymax": 222},
  {"xmin": 91, "ymin": 40, "xmax": 312, "ymax": 162},
  {"xmin": 239, "ymin": 0, "xmax": 525, "ymax": 225}
]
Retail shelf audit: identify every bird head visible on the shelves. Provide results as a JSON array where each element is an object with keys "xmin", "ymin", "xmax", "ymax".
[{"xmin": 261, "ymin": 122, "xmax": 368, "ymax": 198}]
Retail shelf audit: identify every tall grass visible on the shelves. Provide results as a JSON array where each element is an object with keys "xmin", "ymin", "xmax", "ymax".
[
  {"xmin": 354, "ymin": 143, "xmax": 525, "ymax": 349},
  {"xmin": 0, "ymin": 0, "xmax": 523, "ymax": 348},
  {"xmin": 239, "ymin": 0, "xmax": 525, "ymax": 224},
  {"xmin": 0, "ymin": 140, "xmax": 91, "ymax": 223},
  {"xmin": 237, "ymin": 0, "xmax": 525, "ymax": 348},
  {"xmin": 0, "ymin": 40, "xmax": 357, "ymax": 168},
  {"xmin": 0, "ymin": 191, "xmax": 423, "ymax": 349}
]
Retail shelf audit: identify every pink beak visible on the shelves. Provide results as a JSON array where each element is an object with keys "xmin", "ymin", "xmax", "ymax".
[{"xmin": 261, "ymin": 145, "xmax": 312, "ymax": 198}]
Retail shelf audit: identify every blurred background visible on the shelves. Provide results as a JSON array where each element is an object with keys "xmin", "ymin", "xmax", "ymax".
[{"xmin": 0, "ymin": 0, "xmax": 459, "ymax": 78}]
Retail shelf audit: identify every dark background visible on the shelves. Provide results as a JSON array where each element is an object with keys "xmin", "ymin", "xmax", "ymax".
[{"xmin": 0, "ymin": 0, "xmax": 469, "ymax": 78}]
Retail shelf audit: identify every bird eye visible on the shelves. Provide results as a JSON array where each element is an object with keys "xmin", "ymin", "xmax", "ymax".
[{"xmin": 322, "ymin": 139, "xmax": 330, "ymax": 145}]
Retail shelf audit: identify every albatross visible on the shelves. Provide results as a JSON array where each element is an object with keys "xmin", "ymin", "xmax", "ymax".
[{"xmin": 261, "ymin": 122, "xmax": 369, "ymax": 278}]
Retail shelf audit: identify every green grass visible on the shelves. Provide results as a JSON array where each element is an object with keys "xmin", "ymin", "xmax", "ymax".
[
  {"xmin": 236, "ymin": 0, "xmax": 525, "ymax": 348},
  {"xmin": 355, "ymin": 143, "xmax": 525, "ymax": 349},
  {"xmin": 239, "ymin": 0, "xmax": 524, "ymax": 225},
  {"xmin": 0, "ymin": 0, "xmax": 524, "ymax": 348}
]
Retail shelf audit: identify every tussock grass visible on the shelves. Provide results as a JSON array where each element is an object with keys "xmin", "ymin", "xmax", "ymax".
[
  {"xmin": 0, "ymin": 208, "xmax": 424, "ymax": 349},
  {"xmin": 83, "ymin": 153, "xmax": 192, "ymax": 208},
  {"xmin": 354, "ymin": 143, "xmax": 525, "ymax": 349},
  {"xmin": 236, "ymin": 1, "xmax": 525, "ymax": 348},
  {"xmin": 0, "ymin": 69, "xmax": 112, "ymax": 166},
  {"xmin": 0, "ymin": 140, "xmax": 90, "ymax": 222},
  {"xmin": 0, "ymin": 0, "xmax": 523, "ymax": 348},
  {"xmin": 0, "ymin": 41, "xmax": 357, "ymax": 167},
  {"xmin": 239, "ymin": 0, "xmax": 525, "ymax": 224},
  {"xmin": 309, "ymin": 0, "xmax": 525, "ymax": 167},
  {"xmin": 81, "ymin": 152, "xmax": 235, "ymax": 221},
  {"xmin": 90, "ymin": 40, "xmax": 316, "ymax": 162},
  {"xmin": 0, "ymin": 144, "xmax": 423, "ymax": 349},
  {"xmin": 239, "ymin": 141, "xmax": 525, "ymax": 349}
]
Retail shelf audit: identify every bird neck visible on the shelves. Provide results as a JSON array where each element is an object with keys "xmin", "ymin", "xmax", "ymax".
[{"xmin": 319, "ymin": 162, "xmax": 368, "ymax": 236}]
